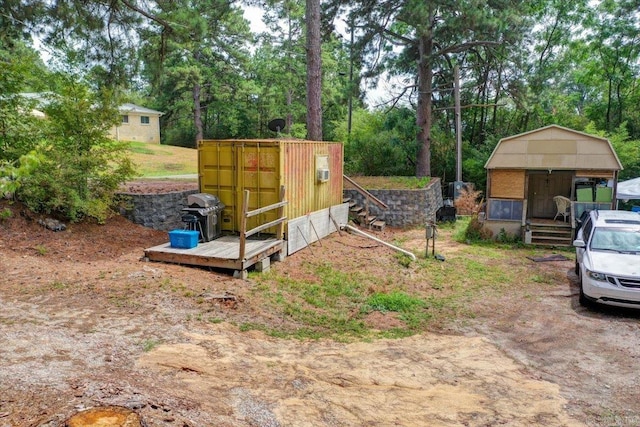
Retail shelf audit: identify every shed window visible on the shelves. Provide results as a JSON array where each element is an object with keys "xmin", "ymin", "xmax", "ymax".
[
  {"xmin": 487, "ymin": 199, "xmax": 523, "ymax": 221},
  {"xmin": 140, "ymin": 116, "xmax": 150, "ymax": 124},
  {"xmin": 121, "ymin": 115, "xmax": 129, "ymax": 124}
]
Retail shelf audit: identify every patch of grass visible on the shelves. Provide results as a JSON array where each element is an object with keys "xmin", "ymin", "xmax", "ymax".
[
  {"xmin": 141, "ymin": 338, "xmax": 161, "ymax": 352},
  {"xmin": 126, "ymin": 142, "xmax": 197, "ymax": 177},
  {"xmin": 345, "ymin": 176, "xmax": 431, "ymax": 190},
  {"xmin": 394, "ymin": 252, "xmax": 413, "ymax": 267},
  {"xmin": 35, "ymin": 244, "xmax": 47, "ymax": 256},
  {"xmin": 364, "ymin": 291, "xmax": 425, "ymax": 313},
  {"xmin": 50, "ymin": 281, "xmax": 67, "ymax": 290},
  {"xmin": 246, "ymin": 228, "xmax": 564, "ymax": 341},
  {"xmin": 128, "ymin": 143, "xmax": 156, "ymax": 155},
  {"xmin": 530, "ymin": 274, "xmax": 550, "ymax": 284},
  {"xmin": 0, "ymin": 207, "xmax": 12, "ymax": 221}
]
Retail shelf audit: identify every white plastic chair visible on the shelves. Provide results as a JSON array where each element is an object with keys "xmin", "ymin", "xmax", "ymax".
[{"xmin": 553, "ymin": 196, "xmax": 571, "ymax": 222}]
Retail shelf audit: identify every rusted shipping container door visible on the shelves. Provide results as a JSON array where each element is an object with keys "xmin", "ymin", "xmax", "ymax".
[
  {"xmin": 199, "ymin": 140, "xmax": 281, "ymax": 234},
  {"xmin": 238, "ymin": 142, "xmax": 280, "ymax": 234},
  {"xmin": 199, "ymin": 141, "xmax": 237, "ymax": 232}
]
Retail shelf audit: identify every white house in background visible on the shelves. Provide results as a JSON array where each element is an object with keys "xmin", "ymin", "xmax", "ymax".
[
  {"xmin": 19, "ymin": 94, "xmax": 163, "ymax": 144},
  {"xmin": 110, "ymin": 103, "xmax": 163, "ymax": 144}
]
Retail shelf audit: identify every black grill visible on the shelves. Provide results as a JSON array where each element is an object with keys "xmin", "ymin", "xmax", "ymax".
[
  {"xmin": 607, "ymin": 275, "xmax": 640, "ymax": 289},
  {"xmin": 618, "ymin": 277, "xmax": 640, "ymax": 289},
  {"xmin": 181, "ymin": 193, "xmax": 225, "ymax": 242}
]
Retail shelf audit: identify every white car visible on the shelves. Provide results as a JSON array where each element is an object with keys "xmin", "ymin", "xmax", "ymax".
[{"xmin": 573, "ymin": 210, "xmax": 640, "ymax": 308}]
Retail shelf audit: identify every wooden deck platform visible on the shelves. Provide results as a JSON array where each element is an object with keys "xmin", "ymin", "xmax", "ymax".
[{"xmin": 144, "ymin": 235, "xmax": 284, "ymax": 276}]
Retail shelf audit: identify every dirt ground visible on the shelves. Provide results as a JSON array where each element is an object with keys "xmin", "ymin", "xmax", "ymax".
[{"xmin": 1, "ymin": 183, "xmax": 640, "ymax": 427}]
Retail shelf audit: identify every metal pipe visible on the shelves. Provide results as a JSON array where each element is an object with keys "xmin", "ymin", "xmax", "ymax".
[{"xmin": 342, "ymin": 224, "xmax": 417, "ymax": 261}]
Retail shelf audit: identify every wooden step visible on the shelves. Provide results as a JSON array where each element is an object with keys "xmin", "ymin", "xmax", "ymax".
[
  {"xmin": 350, "ymin": 206, "xmax": 363, "ymax": 214},
  {"xmin": 530, "ymin": 240, "xmax": 573, "ymax": 247}
]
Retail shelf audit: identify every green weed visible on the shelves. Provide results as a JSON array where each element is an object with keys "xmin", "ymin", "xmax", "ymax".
[
  {"xmin": 0, "ymin": 208, "xmax": 12, "ymax": 221},
  {"xmin": 364, "ymin": 291, "xmax": 426, "ymax": 313},
  {"xmin": 141, "ymin": 338, "xmax": 161, "ymax": 352},
  {"xmin": 50, "ymin": 281, "xmax": 67, "ymax": 290}
]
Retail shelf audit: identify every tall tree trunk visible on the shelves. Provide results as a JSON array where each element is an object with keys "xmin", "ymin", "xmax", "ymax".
[
  {"xmin": 491, "ymin": 69, "xmax": 502, "ymax": 136},
  {"xmin": 305, "ymin": 0, "xmax": 322, "ymax": 141},
  {"xmin": 286, "ymin": 88, "xmax": 293, "ymax": 133},
  {"xmin": 286, "ymin": 14, "xmax": 294, "ymax": 134},
  {"xmin": 415, "ymin": 33, "xmax": 433, "ymax": 177},
  {"xmin": 193, "ymin": 82, "xmax": 203, "ymax": 146},
  {"xmin": 616, "ymin": 80, "xmax": 623, "ymax": 128},
  {"xmin": 606, "ymin": 77, "xmax": 613, "ymax": 131}
]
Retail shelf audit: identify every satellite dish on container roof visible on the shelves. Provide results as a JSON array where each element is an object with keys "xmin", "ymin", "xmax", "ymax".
[{"xmin": 268, "ymin": 118, "xmax": 286, "ymax": 133}]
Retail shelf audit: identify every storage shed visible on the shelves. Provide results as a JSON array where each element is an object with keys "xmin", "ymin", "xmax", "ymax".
[{"xmin": 483, "ymin": 125, "xmax": 623, "ymax": 244}]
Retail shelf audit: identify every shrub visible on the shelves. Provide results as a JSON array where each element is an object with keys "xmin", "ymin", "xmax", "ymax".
[
  {"xmin": 454, "ymin": 186, "xmax": 484, "ymax": 215},
  {"xmin": 0, "ymin": 76, "xmax": 137, "ymax": 223},
  {"xmin": 462, "ymin": 215, "xmax": 493, "ymax": 242}
]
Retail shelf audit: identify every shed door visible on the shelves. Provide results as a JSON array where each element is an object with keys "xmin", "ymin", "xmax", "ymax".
[{"xmin": 528, "ymin": 172, "xmax": 572, "ymax": 218}]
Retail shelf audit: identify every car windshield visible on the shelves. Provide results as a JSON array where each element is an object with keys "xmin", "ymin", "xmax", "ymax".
[{"xmin": 590, "ymin": 228, "xmax": 640, "ymax": 252}]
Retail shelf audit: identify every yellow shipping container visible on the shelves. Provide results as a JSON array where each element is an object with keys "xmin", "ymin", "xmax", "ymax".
[{"xmin": 198, "ymin": 139, "xmax": 344, "ymax": 238}]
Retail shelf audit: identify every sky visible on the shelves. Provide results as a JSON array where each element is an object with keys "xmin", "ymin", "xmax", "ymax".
[{"xmin": 240, "ymin": 6, "xmax": 391, "ymax": 107}]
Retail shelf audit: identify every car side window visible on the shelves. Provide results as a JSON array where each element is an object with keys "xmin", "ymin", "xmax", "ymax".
[{"xmin": 582, "ymin": 217, "xmax": 593, "ymax": 243}]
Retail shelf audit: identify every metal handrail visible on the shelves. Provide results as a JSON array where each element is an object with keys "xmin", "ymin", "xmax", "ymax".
[{"xmin": 343, "ymin": 175, "xmax": 389, "ymax": 209}]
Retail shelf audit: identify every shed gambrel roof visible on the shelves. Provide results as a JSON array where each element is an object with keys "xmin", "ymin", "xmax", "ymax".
[{"xmin": 484, "ymin": 125, "xmax": 622, "ymax": 171}]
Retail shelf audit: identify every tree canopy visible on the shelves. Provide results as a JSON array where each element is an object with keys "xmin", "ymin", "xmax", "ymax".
[{"xmin": 1, "ymin": 0, "xmax": 639, "ymax": 183}]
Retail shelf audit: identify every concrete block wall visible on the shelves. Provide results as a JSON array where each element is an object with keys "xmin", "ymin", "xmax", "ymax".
[
  {"xmin": 343, "ymin": 177, "xmax": 443, "ymax": 227},
  {"xmin": 117, "ymin": 177, "xmax": 444, "ymax": 231},
  {"xmin": 116, "ymin": 189, "xmax": 199, "ymax": 231}
]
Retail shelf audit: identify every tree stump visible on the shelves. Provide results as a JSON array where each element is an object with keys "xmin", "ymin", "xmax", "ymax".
[{"xmin": 65, "ymin": 406, "xmax": 144, "ymax": 427}]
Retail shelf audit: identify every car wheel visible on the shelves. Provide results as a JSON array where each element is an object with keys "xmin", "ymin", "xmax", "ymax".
[
  {"xmin": 578, "ymin": 278, "xmax": 595, "ymax": 308},
  {"xmin": 578, "ymin": 281, "xmax": 588, "ymax": 306}
]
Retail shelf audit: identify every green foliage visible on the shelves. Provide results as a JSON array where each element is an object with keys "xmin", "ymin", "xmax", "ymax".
[
  {"xmin": 459, "ymin": 216, "xmax": 493, "ymax": 243},
  {"xmin": 495, "ymin": 228, "xmax": 521, "ymax": 244},
  {"xmin": 0, "ymin": 208, "xmax": 12, "ymax": 220},
  {"xmin": 0, "ymin": 73, "xmax": 137, "ymax": 223},
  {"xmin": 0, "ymin": 42, "xmax": 48, "ymax": 163},
  {"xmin": 394, "ymin": 252, "xmax": 413, "ymax": 267},
  {"xmin": 363, "ymin": 291, "xmax": 425, "ymax": 313},
  {"xmin": 607, "ymin": 123, "xmax": 640, "ymax": 181},
  {"xmin": 141, "ymin": 338, "xmax": 161, "ymax": 352},
  {"xmin": 336, "ymin": 108, "xmax": 418, "ymax": 175}
]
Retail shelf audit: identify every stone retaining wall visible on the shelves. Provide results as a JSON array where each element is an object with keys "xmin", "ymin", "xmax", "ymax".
[
  {"xmin": 116, "ymin": 190, "xmax": 199, "ymax": 231},
  {"xmin": 118, "ymin": 177, "xmax": 444, "ymax": 231},
  {"xmin": 343, "ymin": 177, "xmax": 443, "ymax": 227}
]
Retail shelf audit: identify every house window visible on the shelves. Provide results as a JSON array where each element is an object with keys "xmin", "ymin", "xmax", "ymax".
[
  {"xmin": 487, "ymin": 199, "xmax": 523, "ymax": 221},
  {"xmin": 121, "ymin": 115, "xmax": 129, "ymax": 124},
  {"xmin": 140, "ymin": 116, "xmax": 150, "ymax": 125}
]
